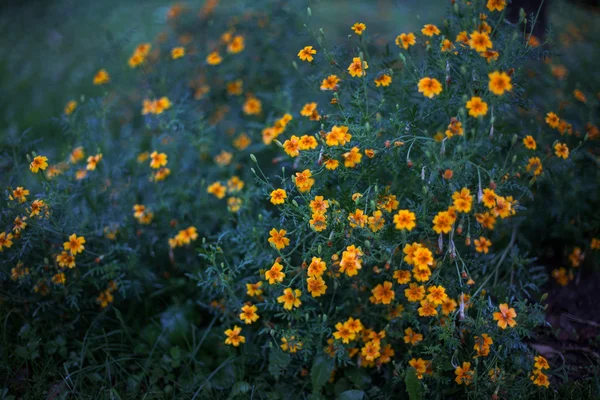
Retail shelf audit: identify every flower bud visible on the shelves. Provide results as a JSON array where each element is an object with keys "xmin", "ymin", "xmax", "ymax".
[
  {"xmin": 307, "ymin": 7, "xmax": 312, "ymax": 16},
  {"xmin": 250, "ymin": 154, "xmax": 257, "ymax": 163}
]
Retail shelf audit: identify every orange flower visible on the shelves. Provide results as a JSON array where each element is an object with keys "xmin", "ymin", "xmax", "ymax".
[
  {"xmin": 396, "ymin": 33, "xmax": 416, "ymax": 49},
  {"xmin": 298, "ymin": 46, "xmax": 317, "ymax": 62},
  {"xmin": 421, "ymin": 24, "xmax": 440, "ymax": 37},
  {"xmin": 418, "ymin": 77, "xmax": 443, "ymax": 98},
  {"xmin": 351, "ymin": 22, "xmax": 366, "ymax": 35},
  {"xmin": 493, "ymin": 303, "xmax": 517, "ymax": 329},
  {"xmin": 347, "ymin": 57, "xmax": 368, "ymax": 77},
  {"xmin": 268, "ymin": 228, "xmax": 289, "ymax": 250},
  {"xmin": 488, "ymin": 71, "xmax": 512, "ymax": 95}
]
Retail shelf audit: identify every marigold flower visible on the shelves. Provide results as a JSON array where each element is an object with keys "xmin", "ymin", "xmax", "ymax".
[
  {"xmin": 224, "ymin": 325, "xmax": 245, "ymax": 347},
  {"xmin": 474, "ymin": 236, "xmax": 492, "ymax": 253},
  {"xmin": 405, "ymin": 282, "xmax": 426, "ymax": 302},
  {"xmin": 13, "ymin": 216, "xmax": 27, "ymax": 233},
  {"xmin": 455, "ymin": 362, "xmax": 474, "ymax": 385},
  {"xmin": 280, "ymin": 336, "xmax": 302, "ymax": 353},
  {"xmin": 493, "ymin": 303, "xmax": 517, "ymax": 329},
  {"xmin": 409, "ymin": 358, "xmax": 429, "ymax": 379},
  {"xmin": 310, "ymin": 212, "xmax": 327, "ymax": 232},
  {"xmin": 530, "ymin": 370, "xmax": 550, "ymax": 388},
  {"xmin": 488, "ymin": 71, "xmax": 512, "ymax": 95},
  {"xmin": 207, "ymin": 182, "xmax": 227, "ymax": 199},
  {"xmin": 265, "ymin": 261, "xmax": 286, "ymax": 284},
  {"xmin": 393, "ymin": 209, "xmax": 416, "ymax": 231},
  {"xmin": 367, "ymin": 210, "xmax": 385, "ymax": 232},
  {"xmin": 64, "ymin": 100, "xmax": 77, "ymax": 115},
  {"xmin": 371, "ymin": 281, "xmax": 395, "ymax": 304},
  {"xmin": 374, "ymin": 74, "xmax": 392, "ymax": 87},
  {"xmin": 469, "ymin": 31, "xmax": 493, "ymax": 53},
  {"xmin": 347, "ymin": 57, "xmax": 368, "ymax": 77},
  {"xmin": 432, "ymin": 211, "xmax": 453, "ymax": 234},
  {"xmin": 320, "ymin": 75, "xmax": 340, "ymax": 91},
  {"xmin": 333, "ymin": 321, "xmax": 356, "ymax": 343},
  {"xmin": 171, "ymin": 46, "xmax": 185, "ymax": 59},
  {"xmin": 227, "ymin": 35, "xmax": 245, "ymax": 53},
  {"xmin": 86, "ymin": 154, "xmax": 103, "ymax": 171},
  {"xmin": 56, "ymin": 251, "xmax": 76, "ymax": 269},
  {"xmin": 150, "ymin": 151, "xmax": 167, "ymax": 169},
  {"xmin": 534, "ymin": 355, "xmax": 550, "ymax": 370},
  {"xmin": 523, "ymin": 135, "xmax": 537, "ymax": 150},
  {"xmin": 421, "ymin": 24, "xmax": 440, "ymax": 36},
  {"xmin": 427, "ymin": 285, "xmax": 448, "ymax": 305},
  {"xmin": 239, "ymin": 304, "xmax": 259, "ymax": 324},
  {"xmin": 268, "ymin": 228, "xmax": 289, "ymax": 250},
  {"xmin": 324, "ymin": 159, "xmax": 339, "ymax": 170},
  {"xmin": 339, "ymin": 245, "xmax": 363, "ymax": 277},
  {"xmin": 412, "ymin": 247, "xmax": 434, "ymax": 270},
  {"xmin": 283, "ymin": 135, "xmax": 301, "ymax": 157},
  {"xmin": 277, "ymin": 288, "xmax": 302, "ymax": 310},
  {"xmin": 442, "ymin": 298, "xmax": 458, "ymax": 315},
  {"xmin": 307, "ymin": 276, "xmax": 327, "ymax": 297},
  {"xmin": 573, "ymin": 89, "xmax": 587, "ymax": 103},
  {"xmin": 418, "ymin": 77, "xmax": 443, "ymax": 98},
  {"xmin": 294, "ymin": 169, "xmax": 315, "ymax": 192},
  {"xmin": 396, "ymin": 33, "xmax": 416, "ymax": 49},
  {"xmin": 0, "ymin": 232, "xmax": 14, "ymax": 252},
  {"xmin": 298, "ymin": 46, "xmax": 317, "ymax": 62},
  {"xmin": 206, "ymin": 51, "xmax": 222, "ymax": 65},
  {"xmin": 325, "ymin": 125, "xmax": 352, "ymax": 146},
  {"xmin": 441, "ymin": 39, "xmax": 455, "ymax": 52},
  {"xmin": 243, "ymin": 95, "xmax": 262, "ymax": 115},
  {"xmin": 404, "ymin": 327, "xmax": 423, "ymax": 345},
  {"xmin": 351, "ymin": 22, "xmax": 366, "ymax": 35},
  {"xmin": 554, "ymin": 142, "xmax": 569, "ymax": 159},
  {"xmin": 473, "ymin": 334, "xmax": 493, "ymax": 357},
  {"xmin": 487, "ymin": 0, "xmax": 506, "ymax": 12},
  {"xmin": 270, "ymin": 189, "xmax": 287, "ymax": 205},
  {"xmin": 307, "ymin": 257, "xmax": 327, "ymax": 277},
  {"xmin": 526, "ymin": 157, "xmax": 543, "ymax": 176},
  {"xmin": 466, "ymin": 96, "xmax": 488, "ymax": 118},
  {"xmin": 12, "ymin": 187, "xmax": 30, "ymax": 203},
  {"xmin": 452, "ymin": 188, "xmax": 473, "ymax": 213},
  {"xmin": 93, "ymin": 69, "xmax": 110, "ymax": 85},
  {"xmin": 64, "ymin": 234, "xmax": 85, "ymax": 255},
  {"xmin": 30, "ymin": 156, "xmax": 48, "ymax": 173},
  {"xmin": 246, "ymin": 282, "xmax": 263, "ymax": 297},
  {"xmin": 393, "ymin": 270, "xmax": 411, "ymax": 284}
]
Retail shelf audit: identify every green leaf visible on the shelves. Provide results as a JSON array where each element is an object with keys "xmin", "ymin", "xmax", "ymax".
[
  {"xmin": 228, "ymin": 381, "xmax": 251, "ymax": 399},
  {"xmin": 405, "ymin": 369, "xmax": 422, "ymax": 400},
  {"xmin": 338, "ymin": 390, "xmax": 365, "ymax": 400},
  {"xmin": 268, "ymin": 348, "xmax": 291, "ymax": 378},
  {"xmin": 311, "ymin": 355, "xmax": 334, "ymax": 393}
]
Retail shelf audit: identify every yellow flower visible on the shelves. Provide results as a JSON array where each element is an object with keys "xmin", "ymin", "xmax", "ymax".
[
  {"xmin": 265, "ymin": 261, "xmax": 286, "ymax": 284},
  {"xmin": 270, "ymin": 189, "xmax": 287, "ymax": 205},
  {"xmin": 307, "ymin": 257, "xmax": 327, "ymax": 277},
  {"xmin": 526, "ymin": 157, "xmax": 543, "ymax": 176},
  {"xmin": 307, "ymin": 276, "xmax": 327, "ymax": 297},
  {"xmin": 469, "ymin": 31, "xmax": 493, "ymax": 53},
  {"xmin": 523, "ymin": 135, "xmax": 537, "ymax": 150},
  {"xmin": 227, "ymin": 35, "xmax": 245, "ymax": 54},
  {"xmin": 409, "ymin": 358, "xmax": 429, "ymax": 379},
  {"xmin": 421, "ymin": 24, "xmax": 440, "ymax": 37},
  {"xmin": 93, "ymin": 69, "xmax": 110, "ymax": 85},
  {"xmin": 239, "ymin": 304, "xmax": 260, "ymax": 324},
  {"xmin": 488, "ymin": 71, "xmax": 512, "ymax": 96},
  {"xmin": 150, "ymin": 151, "xmax": 168, "ymax": 169},
  {"xmin": 393, "ymin": 209, "xmax": 416, "ymax": 231},
  {"xmin": 64, "ymin": 234, "xmax": 85, "ymax": 255},
  {"xmin": 207, "ymin": 182, "xmax": 226, "ymax": 199},
  {"xmin": 294, "ymin": 169, "xmax": 314, "ymax": 192},
  {"xmin": 298, "ymin": 46, "xmax": 317, "ymax": 62},
  {"xmin": 0, "ymin": 232, "xmax": 14, "ymax": 252},
  {"xmin": 56, "ymin": 251, "xmax": 76, "ymax": 269},
  {"xmin": 171, "ymin": 47, "xmax": 185, "ymax": 59},
  {"xmin": 347, "ymin": 57, "xmax": 368, "ymax": 77},
  {"xmin": 206, "ymin": 51, "xmax": 222, "ymax": 65},
  {"xmin": 427, "ymin": 285, "xmax": 448, "ymax": 305},
  {"xmin": 64, "ymin": 100, "xmax": 77, "ymax": 115},
  {"xmin": 224, "ymin": 325, "xmax": 245, "ymax": 347},
  {"xmin": 333, "ymin": 321, "xmax": 356, "ymax": 343},
  {"xmin": 374, "ymin": 74, "xmax": 392, "ymax": 87},
  {"xmin": 396, "ymin": 33, "xmax": 416, "ymax": 49},
  {"xmin": 487, "ymin": 0, "xmax": 506, "ymax": 12},
  {"xmin": 417, "ymin": 77, "xmax": 443, "ymax": 98},
  {"xmin": 474, "ymin": 237, "xmax": 492, "ymax": 253},
  {"xmin": 452, "ymin": 188, "xmax": 473, "ymax": 213},
  {"xmin": 351, "ymin": 22, "xmax": 366, "ymax": 35},
  {"xmin": 342, "ymin": 147, "xmax": 362, "ymax": 168},
  {"xmin": 371, "ymin": 281, "xmax": 395, "ymax": 304},
  {"xmin": 545, "ymin": 112, "xmax": 560, "ymax": 128},
  {"xmin": 268, "ymin": 228, "xmax": 290, "ymax": 250},
  {"xmin": 325, "ymin": 125, "xmax": 352, "ymax": 146},
  {"xmin": 404, "ymin": 282, "xmax": 426, "ymax": 302},
  {"xmin": 455, "ymin": 362, "xmax": 474, "ymax": 385},
  {"xmin": 554, "ymin": 142, "xmax": 569, "ymax": 159},
  {"xmin": 243, "ymin": 95, "xmax": 262, "ymax": 115},
  {"xmin": 441, "ymin": 39, "xmax": 455, "ymax": 52},
  {"xmin": 30, "ymin": 156, "xmax": 48, "ymax": 173},
  {"xmin": 277, "ymin": 288, "xmax": 302, "ymax": 310},
  {"xmin": 466, "ymin": 97, "xmax": 488, "ymax": 118},
  {"xmin": 320, "ymin": 75, "xmax": 340, "ymax": 91},
  {"xmin": 246, "ymin": 282, "xmax": 263, "ymax": 297},
  {"xmin": 493, "ymin": 303, "xmax": 517, "ymax": 329},
  {"xmin": 283, "ymin": 135, "xmax": 301, "ymax": 157}
]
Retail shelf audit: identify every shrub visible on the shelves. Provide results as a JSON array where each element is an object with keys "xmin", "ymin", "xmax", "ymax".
[{"xmin": 1, "ymin": 0, "xmax": 598, "ymax": 398}]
